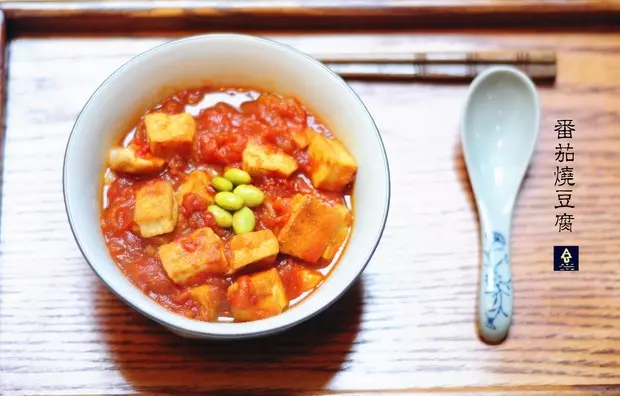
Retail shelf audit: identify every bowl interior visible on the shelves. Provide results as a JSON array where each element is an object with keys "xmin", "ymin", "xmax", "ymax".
[{"xmin": 64, "ymin": 34, "xmax": 390, "ymax": 338}]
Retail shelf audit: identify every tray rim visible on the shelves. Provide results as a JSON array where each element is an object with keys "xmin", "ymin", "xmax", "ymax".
[{"xmin": 2, "ymin": 0, "xmax": 620, "ymax": 36}]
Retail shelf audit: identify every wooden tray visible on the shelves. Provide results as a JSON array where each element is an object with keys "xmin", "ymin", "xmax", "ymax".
[{"xmin": 2, "ymin": 2, "xmax": 620, "ymax": 395}]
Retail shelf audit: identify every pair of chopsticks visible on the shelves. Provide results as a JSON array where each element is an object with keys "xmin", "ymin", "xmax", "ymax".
[{"xmin": 313, "ymin": 51, "xmax": 556, "ymax": 82}]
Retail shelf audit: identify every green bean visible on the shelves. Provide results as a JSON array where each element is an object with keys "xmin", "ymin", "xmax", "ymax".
[
  {"xmin": 232, "ymin": 207, "xmax": 255, "ymax": 234},
  {"xmin": 233, "ymin": 185, "xmax": 264, "ymax": 208},
  {"xmin": 207, "ymin": 205, "xmax": 233, "ymax": 228},
  {"xmin": 215, "ymin": 192, "xmax": 244, "ymax": 211},
  {"xmin": 224, "ymin": 168, "xmax": 251, "ymax": 185},
  {"xmin": 211, "ymin": 176, "xmax": 233, "ymax": 192}
]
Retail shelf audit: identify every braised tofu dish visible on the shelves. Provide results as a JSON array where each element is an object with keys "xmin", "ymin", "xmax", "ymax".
[{"xmin": 100, "ymin": 87, "xmax": 356, "ymax": 322}]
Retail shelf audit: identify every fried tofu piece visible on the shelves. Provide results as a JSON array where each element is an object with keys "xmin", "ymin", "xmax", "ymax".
[
  {"xmin": 278, "ymin": 262, "xmax": 324, "ymax": 300},
  {"xmin": 297, "ymin": 267, "xmax": 323, "ymax": 291},
  {"xmin": 176, "ymin": 170, "xmax": 213, "ymax": 203},
  {"xmin": 188, "ymin": 285, "xmax": 221, "ymax": 321},
  {"xmin": 134, "ymin": 180, "xmax": 178, "ymax": 238},
  {"xmin": 158, "ymin": 227, "xmax": 229, "ymax": 284},
  {"xmin": 108, "ymin": 147, "xmax": 165, "ymax": 175},
  {"xmin": 322, "ymin": 205, "xmax": 352, "ymax": 261},
  {"xmin": 307, "ymin": 134, "xmax": 357, "ymax": 191},
  {"xmin": 227, "ymin": 268, "xmax": 288, "ymax": 322},
  {"xmin": 277, "ymin": 194, "xmax": 349, "ymax": 263},
  {"xmin": 292, "ymin": 128, "xmax": 312, "ymax": 149},
  {"xmin": 227, "ymin": 230, "xmax": 279, "ymax": 273},
  {"xmin": 242, "ymin": 142, "xmax": 298, "ymax": 177},
  {"xmin": 144, "ymin": 112, "xmax": 196, "ymax": 156}
]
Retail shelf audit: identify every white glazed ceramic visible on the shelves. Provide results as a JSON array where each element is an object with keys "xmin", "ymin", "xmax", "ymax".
[
  {"xmin": 460, "ymin": 66, "xmax": 540, "ymax": 344},
  {"xmin": 63, "ymin": 34, "xmax": 390, "ymax": 339}
]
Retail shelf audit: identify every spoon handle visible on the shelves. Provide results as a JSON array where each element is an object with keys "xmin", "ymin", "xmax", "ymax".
[{"xmin": 478, "ymin": 221, "xmax": 513, "ymax": 344}]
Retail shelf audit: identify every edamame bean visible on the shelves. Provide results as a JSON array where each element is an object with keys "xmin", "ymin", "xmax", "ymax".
[
  {"xmin": 224, "ymin": 168, "xmax": 251, "ymax": 185},
  {"xmin": 211, "ymin": 176, "xmax": 233, "ymax": 192},
  {"xmin": 233, "ymin": 185, "xmax": 264, "ymax": 208},
  {"xmin": 215, "ymin": 192, "xmax": 244, "ymax": 211},
  {"xmin": 232, "ymin": 207, "xmax": 255, "ymax": 234},
  {"xmin": 207, "ymin": 205, "xmax": 233, "ymax": 228}
]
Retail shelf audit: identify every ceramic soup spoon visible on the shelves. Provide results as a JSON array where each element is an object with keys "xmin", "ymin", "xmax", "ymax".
[{"xmin": 460, "ymin": 66, "xmax": 540, "ymax": 344}]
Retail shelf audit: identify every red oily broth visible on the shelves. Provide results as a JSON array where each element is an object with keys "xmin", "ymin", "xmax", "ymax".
[{"xmin": 100, "ymin": 86, "xmax": 355, "ymax": 322}]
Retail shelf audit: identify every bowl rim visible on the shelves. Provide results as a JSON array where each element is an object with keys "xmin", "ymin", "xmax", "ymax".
[{"xmin": 62, "ymin": 33, "xmax": 391, "ymax": 338}]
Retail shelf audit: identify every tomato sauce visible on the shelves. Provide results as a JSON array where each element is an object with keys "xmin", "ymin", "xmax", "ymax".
[{"xmin": 100, "ymin": 86, "xmax": 353, "ymax": 322}]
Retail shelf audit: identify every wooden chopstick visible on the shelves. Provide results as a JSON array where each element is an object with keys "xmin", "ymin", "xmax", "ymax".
[
  {"xmin": 313, "ymin": 51, "xmax": 557, "ymax": 82},
  {"xmin": 314, "ymin": 51, "xmax": 556, "ymax": 64}
]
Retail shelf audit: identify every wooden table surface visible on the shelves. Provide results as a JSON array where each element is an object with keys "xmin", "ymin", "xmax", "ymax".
[{"xmin": 2, "ymin": 11, "xmax": 620, "ymax": 395}]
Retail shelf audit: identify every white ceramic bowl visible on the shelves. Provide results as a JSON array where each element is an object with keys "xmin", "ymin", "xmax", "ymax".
[{"xmin": 63, "ymin": 33, "xmax": 390, "ymax": 339}]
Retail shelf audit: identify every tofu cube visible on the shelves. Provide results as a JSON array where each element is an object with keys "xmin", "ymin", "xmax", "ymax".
[
  {"xmin": 242, "ymin": 142, "xmax": 298, "ymax": 177},
  {"xmin": 188, "ymin": 285, "xmax": 221, "ymax": 321},
  {"xmin": 277, "ymin": 194, "xmax": 349, "ymax": 263},
  {"xmin": 278, "ymin": 262, "xmax": 324, "ymax": 300},
  {"xmin": 292, "ymin": 128, "xmax": 312, "ymax": 149},
  {"xmin": 297, "ymin": 267, "xmax": 323, "ymax": 291},
  {"xmin": 227, "ymin": 229, "xmax": 279, "ymax": 272},
  {"xmin": 134, "ymin": 180, "xmax": 178, "ymax": 238},
  {"xmin": 307, "ymin": 134, "xmax": 357, "ymax": 191},
  {"xmin": 108, "ymin": 147, "xmax": 165, "ymax": 175},
  {"xmin": 144, "ymin": 112, "xmax": 196, "ymax": 156},
  {"xmin": 322, "ymin": 205, "xmax": 352, "ymax": 261},
  {"xmin": 176, "ymin": 170, "xmax": 213, "ymax": 203},
  {"xmin": 158, "ymin": 227, "xmax": 229, "ymax": 284},
  {"xmin": 227, "ymin": 268, "xmax": 288, "ymax": 321}
]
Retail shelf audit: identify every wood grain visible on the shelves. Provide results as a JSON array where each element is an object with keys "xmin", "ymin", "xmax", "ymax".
[
  {"xmin": 0, "ymin": 10, "xmax": 5, "ymax": 201},
  {"xmin": 3, "ymin": 30, "xmax": 620, "ymax": 395},
  {"xmin": 3, "ymin": 0, "xmax": 620, "ymax": 35}
]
